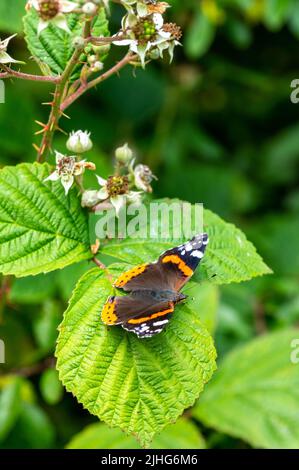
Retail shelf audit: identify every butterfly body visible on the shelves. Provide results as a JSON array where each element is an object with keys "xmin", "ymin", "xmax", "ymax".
[{"xmin": 101, "ymin": 233, "xmax": 209, "ymax": 338}]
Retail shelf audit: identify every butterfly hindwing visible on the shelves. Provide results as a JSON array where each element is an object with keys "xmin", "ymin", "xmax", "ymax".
[
  {"xmin": 122, "ymin": 301, "xmax": 174, "ymax": 338},
  {"xmin": 101, "ymin": 293, "xmax": 174, "ymax": 327}
]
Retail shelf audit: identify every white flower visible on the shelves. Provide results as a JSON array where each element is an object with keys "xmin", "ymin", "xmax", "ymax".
[
  {"xmin": 133, "ymin": 162, "xmax": 157, "ymax": 192},
  {"xmin": 45, "ymin": 151, "xmax": 95, "ymax": 195},
  {"xmin": 113, "ymin": 10, "xmax": 180, "ymax": 67},
  {"xmin": 67, "ymin": 130, "xmax": 93, "ymax": 153},
  {"xmin": 0, "ymin": 35, "xmax": 24, "ymax": 65},
  {"xmin": 26, "ymin": 0, "xmax": 78, "ymax": 35},
  {"xmin": 96, "ymin": 174, "xmax": 142, "ymax": 216}
]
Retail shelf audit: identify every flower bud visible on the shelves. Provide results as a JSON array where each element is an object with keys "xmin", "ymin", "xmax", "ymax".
[
  {"xmin": 149, "ymin": 48, "xmax": 160, "ymax": 60},
  {"xmin": 87, "ymin": 54, "xmax": 97, "ymax": 65},
  {"xmin": 67, "ymin": 130, "xmax": 93, "ymax": 154},
  {"xmin": 72, "ymin": 36, "xmax": 85, "ymax": 49},
  {"xmin": 84, "ymin": 44, "xmax": 93, "ymax": 54},
  {"xmin": 91, "ymin": 61, "xmax": 104, "ymax": 72},
  {"xmin": 115, "ymin": 143, "xmax": 133, "ymax": 164},
  {"xmin": 92, "ymin": 43, "xmax": 111, "ymax": 55},
  {"xmin": 82, "ymin": 2, "xmax": 98, "ymax": 16}
]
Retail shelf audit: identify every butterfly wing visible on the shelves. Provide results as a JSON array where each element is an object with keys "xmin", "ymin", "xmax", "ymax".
[
  {"xmin": 101, "ymin": 293, "xmax": 174, "ymax": 337},
  {"xmin": 113, "ymin": 262, "xmax": 167, "ymax": 292},
  {"xmin": 102, "ymin": 293, "xmax": 173, "ymax": 325},
  {"xmin": 122, "ymin": 303, "xmax": 174, "ymax": 338},
  {"xmin": 158, "ymin": 233, "xmax": 209, "ymax": 291},
  {"xmin": 113, "ymin": 233, "xmax": 209, "ymax": 293}
]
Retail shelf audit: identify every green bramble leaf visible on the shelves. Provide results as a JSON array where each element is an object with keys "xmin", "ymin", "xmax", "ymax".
[
  {"xmin": 185, "ymin": 12, "xmax": 215, "ymax": 59},
  {"xmin": 40, "ymin": 368, "xmax": 64, "ymax": 406},
  {"xmin": 193, "ymin": 328, "xmax": 299, "ymax": 449},
  {"xmin": 0, "ymin": 163, "xmax": 91, "ymax": 277},
  {"xmin": 56, "ymin": 265, "xmax": 217, "ymax": 448},
  {"xmin": 66, "ymin": 418, "xmax": 206, "ymax": 449},
  {"xmin": 7, "ymin": 402, "xmax": 55, "ymax": 448},
  {"xmin": 33, "ymin": 300, "xmax": 61, "ymax": 354},
  {"xmin": 0, "ymin": 378, "xmax": 22, "ymax": 442},
  {"xmin": 99, "ymin": 199, "xmax": 272, "ymax": 285},
  {"xmin": 264, "ymin": 0, "xmax": 292, "ymax": 31},
  {"xmin": 23, "ymin": 7, "xmax": 109, "ymax": 78},
  {"xmin": 184, "ymin": 281, "xmax": 218, "ymax": 334},
  {"xmin": 9, "ymin": 272, "xmax": 57, "ymax": 304}
]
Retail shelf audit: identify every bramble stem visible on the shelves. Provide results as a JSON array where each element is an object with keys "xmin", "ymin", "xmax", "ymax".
[
  {"xmin": 36, "ymin": 46, "xmax": 84, "ymax": 162},
  {"xmin": 92, "ymin": 257, "xmax": 114, "ymax": 283},
  {"xmin": 36, "ymin": 84, "xmax": 62, "ymax": 162},
  {"xmin": 85, "ymin": 34, "xmax": 128, "ymax": 45},
  {"xmin": 0, "ymin": 67, "xmax": 60, "ymax": 83},
  {"xmin": 92, "ymin": 257, "xmax": 107, "ymax": 269}
]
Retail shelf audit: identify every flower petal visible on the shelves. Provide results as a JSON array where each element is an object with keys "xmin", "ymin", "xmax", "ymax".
[
  {"xmin": 127, "ymin": 191, "xmax": 142, "ymax": 205},
  {"xmin": 61, "ymin": 0, "xmax": 79, "ymax": 13},
  {"xmin": 55, "ymin": 151, "xmax": 65, "ymax": 164},
  {"xmin": 44, "ymin": 171, "xmax": 60, "ymax": 182},
  {"xmin": 37, "ymin": 20, "xmax": 49, "ymax": 35},
  {"xmin": 97, "ymin": 187, "xmax": 109, "ymax": 200},
  {"xmin": 1, "ymin": 34, "xmax": 17, "ymax": 49},
  {"xmin": 159, "ymin": 30, "xmax": 172, "ymax": 40},
  {"xmin": 0, "ymin": 51, "xmax": 24, "ymax": 64},
  {"xmin": 153, "ymin": 13, "xmax": 164, "ymax": 30},
  {"xmin": 53, "ymin": 14, "xmax": 71, "ymax": 34},
  {"xmin": 111, "ymin": 194, "xmax": 126, "ymax": 217},
  {"xmin": 112, "ymin": 32, "xmax": 135, "ymax": 46},
  {"xmin": 136, "ymin": 2, "xmax": 148, "ymax": 17},
  {"xmin": 96, "ymin": 175, "xmax": 107, "ymax": 187},
  {"xmin": 61, "ymin": 175, "xmax": 74, "ymax": 195},
  {"xmin": 130, "ymin": 42, "xmax": 150, "ymax": 68}
]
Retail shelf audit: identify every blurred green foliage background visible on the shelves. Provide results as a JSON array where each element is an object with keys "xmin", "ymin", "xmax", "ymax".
[{"xmin": 1, "ymin": 0, "xmax": 299, "ymax": 449}]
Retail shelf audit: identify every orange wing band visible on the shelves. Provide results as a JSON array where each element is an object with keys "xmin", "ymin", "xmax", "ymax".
[
  {"xmin": 127, "ymin": 304, "xmax": 174, "ymax": 325},
  {"xmin": 162, "ymin": 254, "xmax": 193, "ymax": 277},
  {"xmin": 101, "ymin": 297, "xmax": 118, "ymax": 325},
  {"xmin": 113, "ymin": 264, "xmax": 148, "ymax": 288}
]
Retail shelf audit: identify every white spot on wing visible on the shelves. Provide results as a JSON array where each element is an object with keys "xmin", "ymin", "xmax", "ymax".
[
  {"xmin": 191, "ymin": 250, "xmax": 204, "ymax": 258},
  {"xmin": 153, "ymin": 319, "xmax": 169, "ymax": 327}
]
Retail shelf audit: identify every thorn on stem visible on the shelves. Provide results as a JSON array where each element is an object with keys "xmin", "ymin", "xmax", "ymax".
[
  {"xmin": 35, "ymin": 128, "xmax": 47, "ymax": 135},
  {"xmin": 35, "ymin": 120, "xmax": 48, "ymax": 128},
  {"xmin": 32, "ymin": 143, "xmax": 40, "ymax": 152}
]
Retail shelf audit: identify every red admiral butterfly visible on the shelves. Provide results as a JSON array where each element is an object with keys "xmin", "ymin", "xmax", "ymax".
[{"xmin": 101, "ymin": 233, "xmax": 209, "ymax": 338}]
